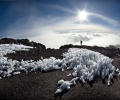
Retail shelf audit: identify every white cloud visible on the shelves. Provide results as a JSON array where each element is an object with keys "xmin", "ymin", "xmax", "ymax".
[
  {"xmin": 84, "ymin": 33, "xmax": 120, "ymax": 47},
  {"xmin": 1, "ymin": 11, "xmax": 120, "ymax": 49},
  {"xmin": 89, "ymin": 13, "xmax": 118, "ymax": 26},
  {"xmin": 50, "ymin": 5, "xmax": 76, "ymax": 14},
  {"xmin": 28, "ymin": 33, "xmax": 120, "ymax": 49},
  {"xmin": 53, "ymin": 23, "xmax": 119, "ymax": 33}
]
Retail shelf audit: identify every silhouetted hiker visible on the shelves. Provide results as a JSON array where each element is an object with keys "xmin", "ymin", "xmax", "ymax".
[
  {"xmin": 118, "ymin": 48, "xmax": 120, "ymax": 54},
  {"xmin": 80, "ymin": 41, "xmax": 82, "ymax": 47}
]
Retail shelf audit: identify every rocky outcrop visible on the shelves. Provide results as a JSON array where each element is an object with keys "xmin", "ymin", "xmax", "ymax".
[
  {"xmin": 0, "ymin": 37, "xmax": 17, "ymax": 44},
  {"xmin": 0, "ymin": 37, "xmax": 46, "ymax": 50},
  {"xmin": 59, "ymin": 44, "xmax": 74, "ymax": 49}
]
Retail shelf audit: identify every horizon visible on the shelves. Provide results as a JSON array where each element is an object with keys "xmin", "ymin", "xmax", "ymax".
[
  {"xmin": 0, "ymin": 37, "xmax": 120, "ymax": 49},
  {"xmin": 0, "ymin": 0, "xmax": 120, "ymax": 48}
]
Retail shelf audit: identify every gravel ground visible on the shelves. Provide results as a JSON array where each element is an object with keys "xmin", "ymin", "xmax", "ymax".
[{"xmin": 1, "ymin": 45, "xmax": 120, "ymax": 100}]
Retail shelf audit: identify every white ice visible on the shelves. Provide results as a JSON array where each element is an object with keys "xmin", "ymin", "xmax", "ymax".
[
  {"xmin": 55, "ymin": 48, "xmax": 117, "ymax": 94},
  {"xmin": 0, "ymin": 44, "xmax": 118, "ymax": 94}
]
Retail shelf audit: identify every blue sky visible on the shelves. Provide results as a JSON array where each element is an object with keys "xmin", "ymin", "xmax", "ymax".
[{"xmin": 0, "ymin": 0, "xmax": 120, "ymax": 48}]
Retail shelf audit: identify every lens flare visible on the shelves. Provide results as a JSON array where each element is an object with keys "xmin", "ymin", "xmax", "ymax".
[{"xmin": 78, "ymin": 10, "xmax": 88, "ymax": 21}]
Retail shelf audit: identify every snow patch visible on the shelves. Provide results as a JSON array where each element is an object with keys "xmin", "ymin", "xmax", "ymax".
[
  {"xmin": 13, "ymin": 71, "xmax": 21, "ymax": 75},
  {"xmin": 67, "ymin": 73, "xmax": 71, "ymax": 77},
  {"xmin": 0, "ymin": 44, "xmax": 119, "ymax": 95},
  {"xmin": 55, "ymin": 48, "xmax": 117, "ymax": 94}
]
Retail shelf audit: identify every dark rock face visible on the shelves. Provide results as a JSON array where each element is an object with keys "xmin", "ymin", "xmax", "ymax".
[
  {"xmin": 59, "ymin": 44, "xmax": 74, "ymax": 49},
  {"xmin": 0, "ymin": 37, "xmax": 17, "ymax": 44},
  {"xmin": 0, "ymin": 38, "xmax": 120, "ymax": 100},
  {"xmin": 0, "ymin": 37, "xmax": 46, "ymax": 50}
]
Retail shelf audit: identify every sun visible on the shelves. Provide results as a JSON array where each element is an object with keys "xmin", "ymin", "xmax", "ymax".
[{"xmin": 78, "ymin": 10, "xmax": 88, "ymax": 21}]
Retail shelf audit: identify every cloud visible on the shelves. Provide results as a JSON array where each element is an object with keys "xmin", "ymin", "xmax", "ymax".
[
  {"xmin": 84, "ymin": 33, "xmax": 120, "ymax": 47},
  {"xmin": 1, "ymin": 3, "xmax": 120, "ymax": 49},
  {"xmin": 51, "ymin": 5, "xmax": 76, "ymax": 14},
  {"xmin": 89, "ymin": 13, "xmax": 118, "ymax": 26},
  {"xmin": 28, "ymin": 33, "xmax": 120, "ymax": 49},
  {"xmin": 28, "ymin": 33, "xmax": 92, "ymax": 49},
  {"xmin": 53, "ymin": 23, "xmax": 118, "ymax": 33},
  {"xmin": 53, "ymin": 1, "xmax": 119, "ymax": 27},
  {"xmin": 1, "ymin": 14, "xmax": 120, "ymax": 48},
  {"xmin": 3, "ymin": 14, "xmax": 119, "ymax": 37},
  {"xmin": 68, "ymin": 34, "xmax": 91, "ymax": 43}
]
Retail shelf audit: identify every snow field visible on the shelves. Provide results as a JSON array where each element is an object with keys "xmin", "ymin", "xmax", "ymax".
[
  {"xmin": 55, "ymin": 48, "xmax": 117, "ymax": 94},
  {"xmin": 0, "ymin": 44, "xmax": 62, "ymax": 78},
  {"xmin": 0, "ymin": 44, "xmax": 119, "ymax": 94}
]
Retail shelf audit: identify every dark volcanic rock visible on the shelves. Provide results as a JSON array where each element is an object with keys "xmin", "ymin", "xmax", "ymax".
[
  {"xmin": 0, "ymin": 37, "xmax": 17, "ymax": 44},
  {"xmin": 5, "ymin": 48, "xmax": 68, "ymax": 61},
  {"xmin": 0, "ymin": 37, "xmax": 46, "ymax": 50},
  {"xmin": 0, "ymin": 38, "xmax": 120, "ymax": 100},
  {"xmin": 60, "ymin": 44, "xmax": 75, "ymax": 49}
]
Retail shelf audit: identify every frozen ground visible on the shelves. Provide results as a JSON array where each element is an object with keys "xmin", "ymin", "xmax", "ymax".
[{"xmin": 0, "ymin": 44, "xmax": 120, "ymax": 97}]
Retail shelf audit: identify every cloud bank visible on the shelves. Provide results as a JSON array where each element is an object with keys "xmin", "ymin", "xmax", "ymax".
[
  {"xmin": 29, "ymin": 33, "xmax": 120, "ymax": 49},
  {"xmin": 1, "ymin": 3, "xmax": 120, "ymax": 49},
  {"xmin": 1, "ymin": 15, "xmax": 120, "ymax": 48}
]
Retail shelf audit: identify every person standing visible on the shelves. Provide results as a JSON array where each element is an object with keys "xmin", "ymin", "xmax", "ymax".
[{"xmin": 80, "ymin": 41, "xmax": 82, "ymax": 47}]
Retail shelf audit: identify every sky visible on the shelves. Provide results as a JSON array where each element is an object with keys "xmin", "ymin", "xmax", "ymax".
[{"xmin": 0, "ymin": 0, "xmax": 120, "ymax": 48}]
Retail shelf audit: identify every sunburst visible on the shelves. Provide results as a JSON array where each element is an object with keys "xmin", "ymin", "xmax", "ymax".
[{"xmin": 78, "ymin": 10, "xmax": 88, "ymax": 21}]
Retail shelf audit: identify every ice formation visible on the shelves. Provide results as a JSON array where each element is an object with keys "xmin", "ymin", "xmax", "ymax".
[
  {"xmin": 55, "ymin": 77, "xmax": 79, "ymax": 94},
  {"xmin": 0, "ymin": 44, "xmax": 62, "ymax": 79},
  {"xmin": 0, "ymin": 44, "xmax": 118, "ymax": 94},
  {"xmin": 55, "ymin": 48, "xmax": 117, "ymax": 94}
]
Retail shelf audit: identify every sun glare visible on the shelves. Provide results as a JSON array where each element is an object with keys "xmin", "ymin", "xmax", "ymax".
[{"xmin": 78, "ymin": 10, "xmax": 88, "ymax": 21}]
